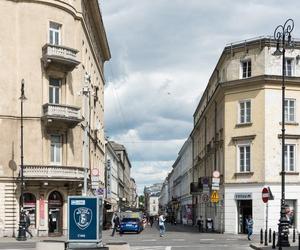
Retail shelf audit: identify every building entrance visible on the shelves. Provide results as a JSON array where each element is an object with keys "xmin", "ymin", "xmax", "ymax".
[
  {"xmin": 48, "ymin": 191, "xmax": 63, "ymax": 236},
  {"xmin": 237, "ymin": 200, "xmax": 252, "ymax": 234}
]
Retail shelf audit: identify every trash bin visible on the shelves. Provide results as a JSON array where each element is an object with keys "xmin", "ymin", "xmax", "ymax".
[{"xmin": 206, "ymin": 218, "xmax": 214, "ymax": 232}]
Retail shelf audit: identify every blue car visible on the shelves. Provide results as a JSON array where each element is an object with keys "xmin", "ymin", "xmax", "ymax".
[{"xmin": 120, "ymin": 218, "xmax": 143, "ymax": 234}]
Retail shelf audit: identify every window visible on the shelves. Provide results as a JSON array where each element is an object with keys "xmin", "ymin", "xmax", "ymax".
[
  {"xmin": 238, "ymin": 144, "xmax": 250, "ymax": 172},
  {"xmin": 285, "ymin": 58, "xmax": 293, "ymax": 76},
  {"xmin": 49, "ymin": 22, "xmax": 61, "ymax": 45},
  {"xmin": 153, "ymin": 206, "xmax": 156, "ymax": 212},
  {"xmin": 49, "ymin": 78, "xmax": 61, "ymax": 104},
  {"xmin": 284, "ymin": 99, "xmax": 295, "ymax": 122},
  {"xmin": 242, "ymin": 60, "xmax": 251, "ymax": 78},
  {"xmin": 50, "ymin": 135, "xmax": 62, "ymax": 164},
  {"xmin": 284, "ymin": 144, "xmax": 295, "ymax": 172},
  {"xmin": 239, "ymin": 100, "xmax": 251, "ymax": 124}
]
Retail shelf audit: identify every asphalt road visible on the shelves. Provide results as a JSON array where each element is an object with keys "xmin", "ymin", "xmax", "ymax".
[{"xmin": 103, "ymin": 223, "xmax": 254, "ymax": 250}]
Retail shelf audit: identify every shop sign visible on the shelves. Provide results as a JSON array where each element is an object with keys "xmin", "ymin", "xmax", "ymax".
[
  {"xmin": 234, "ymin": 192, "xmax": 252, "ymax": 200},
  {"xmin": 39, "ymin": 195, "xmax": 45, "ymax": 226}
]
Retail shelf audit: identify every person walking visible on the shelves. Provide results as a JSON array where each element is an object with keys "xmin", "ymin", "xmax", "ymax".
[
  {"xmin": 246, "ymin": 215, "xmax": 253, "ymax": 240},
  {"xmin": 197, "ymin": 216, "xmax": 203, "ymax": 232},
  {"xmin": 159, "ymin": 213, "xmax": 166, "ymax": 237},
  {"xmin": 111, "ymin": 213, "xmax": 120, "ymax": 237},
  {"xmin": 149, "ymin": 216, "xmax": 154, "ymax": 227},
  {"xmin": 25, "ymin": 211, "xmax": 33, "ymax": 238}
]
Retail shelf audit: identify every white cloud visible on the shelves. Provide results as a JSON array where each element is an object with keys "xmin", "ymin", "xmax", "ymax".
[{"xmin": 102, "ymin": 0, "xmax": 300, "ymax": 194}]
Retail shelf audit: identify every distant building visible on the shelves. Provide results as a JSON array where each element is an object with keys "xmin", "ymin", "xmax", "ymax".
[{"xmin": 144, "ymin": 183, "xmax": 162, "ymax": 216}]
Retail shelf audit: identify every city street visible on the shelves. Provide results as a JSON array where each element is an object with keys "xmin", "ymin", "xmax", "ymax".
[{"xmin": 103, "ymin": 223, "xmax": 255, "ymax": 250}]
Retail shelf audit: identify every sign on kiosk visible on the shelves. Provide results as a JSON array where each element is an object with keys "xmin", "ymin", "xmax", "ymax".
[{"xmin": 67, "ymin": 196, "xmax": 103, "ymax": 248}]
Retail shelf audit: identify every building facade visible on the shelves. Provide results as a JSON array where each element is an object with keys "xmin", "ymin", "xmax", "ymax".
[
  {"xmin": 191, "ymin": 37, "xmax": 300, "ymax": 234},
  {"xmin": 0, "ymin": 0, "xmax": 110, "ymax": 237}
]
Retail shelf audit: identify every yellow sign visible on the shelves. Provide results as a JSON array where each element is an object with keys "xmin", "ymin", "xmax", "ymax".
[{"xmin": 211, "ymin": 191, "xmax": 219, "ymax": 203}]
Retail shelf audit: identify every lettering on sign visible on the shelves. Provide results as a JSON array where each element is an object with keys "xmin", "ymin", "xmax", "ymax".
[{"xmin": 234, "ymin": 193, "xmax": 252, "ymax": 200}]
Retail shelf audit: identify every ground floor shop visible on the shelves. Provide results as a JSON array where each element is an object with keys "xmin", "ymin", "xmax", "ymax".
[
  {"xmin": 180, "ymin": 196, "xmax": 193, "ymax": 225},
  {"xmin": 224, "ymin": 184, "xmax": 300, "ymax": 234},
  {"xmin": 0, "ymin": 179, "xmax": 82, "ymax": 237}
]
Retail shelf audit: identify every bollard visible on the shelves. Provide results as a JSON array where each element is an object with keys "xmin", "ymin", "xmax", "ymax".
[
  {"xmin": 293, "ymin": 227, "xmax": 296, "ymax": 243},
  {"xmin": 272, "ymin": 231, "xmax": 276, "ymax": 249},
  {"xmin": 265, "ymin": 229, "xmax": 268, "ymax": 246},
  {"xmin": 260, "ymin": 228, "xmax": 263, "ymax": 244},
  {"xmin": 269, "ymin": 228, "xmax": 272, "ymax": 243}
]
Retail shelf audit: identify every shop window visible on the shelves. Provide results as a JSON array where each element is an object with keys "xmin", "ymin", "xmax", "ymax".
[
  {"xmin": 285, "ymin": 200, "xmax": 296, "ymax": 227},
  {"xmin": 23, "ymin": 193, "xmax": 36, "ymax": 227}
]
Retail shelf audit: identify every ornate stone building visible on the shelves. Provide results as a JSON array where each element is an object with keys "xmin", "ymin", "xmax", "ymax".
[{"xmin": 0, "ymin": 0, "xmax": 110, "ymax": 236}]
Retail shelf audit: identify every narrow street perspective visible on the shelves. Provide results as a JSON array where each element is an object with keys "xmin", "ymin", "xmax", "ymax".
[{"xmin": 1, "ymin": 0, "xmax": 300, "ymax": 250}]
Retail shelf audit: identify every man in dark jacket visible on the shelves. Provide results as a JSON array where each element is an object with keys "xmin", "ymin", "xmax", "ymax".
[
  {"xmin": 25, "ymin": 211, "xmax": 33, "ymax": 238},
  {"xmin": 111, "ymin": 213, "xmax": 120, "ymax": 236}
]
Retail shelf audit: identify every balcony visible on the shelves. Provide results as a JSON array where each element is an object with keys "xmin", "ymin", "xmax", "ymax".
[
  {"xmin": 42, "ymin": 103, "xmax": 82, "ymax": 128},
  {"xmin": 42, "ymin": 44, "xmax": 80, "ymax": 72},
  {"xmin": 23, "ymin": 165, "xmax": 84, "ymax": 181}
]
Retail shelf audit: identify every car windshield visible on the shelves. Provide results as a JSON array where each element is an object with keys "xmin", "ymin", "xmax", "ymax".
[{"xmin": 122, "ymin": 218, "xmax": 140, "ymax": 222}]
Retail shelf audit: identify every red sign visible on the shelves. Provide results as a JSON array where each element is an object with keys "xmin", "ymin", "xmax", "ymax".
[
  {"xmin": 262, "ymin": 187, "xmax": 269, "ymax": 203},
  {"xmin": 39, "ymin": 195, "xmax": 45, "ymax": 226}
]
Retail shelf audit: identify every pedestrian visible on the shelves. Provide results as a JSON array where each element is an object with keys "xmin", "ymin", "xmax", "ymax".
[
  {"xmin": 149, "ymin": 216, "xmax": 154, "ymax": 227},
  {"xmin": 197, "ymin": 216, "xmax": 203, "ymax": 232},
  {"xmin": 25, "ymin": 211, "xmax": 33, "ymax": 238},
  {"xmin": 245, "ymin": 215, "xmax": 253, "ymax": 240},
  {"xmin": 159, "ymin": 213, "xmax": 166, "ymax": 237},
  {"xmin": 111, "ymin": 213, "xmax": 120, "ymax": 237}
]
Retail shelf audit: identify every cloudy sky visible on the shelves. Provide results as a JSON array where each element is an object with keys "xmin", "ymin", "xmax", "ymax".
[{"xmin": 100, "ymin": 0, "xmax": 300, "ymax": 194}]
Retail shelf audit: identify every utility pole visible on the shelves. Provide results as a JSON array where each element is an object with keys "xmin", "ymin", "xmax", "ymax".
[{"xmin": 82, "ymin": 73, "xmax": 91, "ymax": 196}]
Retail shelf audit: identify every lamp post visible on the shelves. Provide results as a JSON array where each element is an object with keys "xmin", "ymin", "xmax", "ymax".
[
  {"xmin": 16, "ymin": 79, "xmax": 27, "ymax": 241},
  {"xmin": 273, "ymin": 18, "xmax": 295, "ymax": 248}
]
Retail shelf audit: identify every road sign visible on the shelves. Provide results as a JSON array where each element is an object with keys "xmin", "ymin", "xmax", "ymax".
[
  {"xmin": 212, "ymin": 171, "xmax": 220, "ymax": 178},
  {"xmin": 91, "ymin": 168, "xmax": 99, "ymax": 176},
  {"xmin": 202, "ymin": 193, "xmax": 209, "ymax": 203},
  {"xmin": 211, "ymin": 191, "xmax": 219, "ymax": 203},
  {"xmin": 262, "ymin": 187, "xmax": 269, "ymax": 203}
]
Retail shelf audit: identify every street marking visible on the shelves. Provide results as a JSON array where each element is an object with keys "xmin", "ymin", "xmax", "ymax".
[
  {"xmin": 165, "ymin": 247, "xmax": 172, "ymax": 250},
  {"xmin": 199, "ymin": 238, "xmax": 214, "ymax": 240},
  {"xmin": 142, "ymin": 239, "xmax": 157, "ymax": 241},
  {"xmin": 172, "ymin": 239, "xmax": 185, "ymax": 241}
]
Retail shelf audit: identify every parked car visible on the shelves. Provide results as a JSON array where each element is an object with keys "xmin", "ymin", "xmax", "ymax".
[{"xmin": 120, "ymin": 217, "xmax": 143, "ymax": 234}]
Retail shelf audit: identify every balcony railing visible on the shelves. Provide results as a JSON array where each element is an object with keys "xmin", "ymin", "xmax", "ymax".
[
  {"xmin": 42, "ymin": 103, "xmax": 82, "ymax": 127},
  {"xmin": 23, "ymin": 165, "xmax": 84, "ymax": 180},
  {"xmin": 42, "ymin": 43, "xmax": 80, "ymax": 71}
]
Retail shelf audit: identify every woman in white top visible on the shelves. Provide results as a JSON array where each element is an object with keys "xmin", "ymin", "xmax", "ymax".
[{"xmin": 159, "ymin": 214, "xmax": 166, "ymax": 237}]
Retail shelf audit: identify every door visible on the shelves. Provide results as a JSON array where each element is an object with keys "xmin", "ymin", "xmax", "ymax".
[
  {"xmin": 237, "ymin": 200, "xmax": 252, "ymax": 234},
  {"xmin": 48, "ymin": 191, "xmax": 63, "ymax": 236}
]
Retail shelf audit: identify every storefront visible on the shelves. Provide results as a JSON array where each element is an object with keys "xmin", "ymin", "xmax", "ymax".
[
  {"xmin": 48, "ymin": 191, "xmax": 63, "ymax": 236},
  {"xmin": 235, "ymin": 193, "xmax": 252, "ymax": 234}
]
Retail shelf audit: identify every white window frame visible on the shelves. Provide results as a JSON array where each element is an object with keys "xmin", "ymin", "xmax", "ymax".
[
  {"xmin": 284, "ymin": 144, "xmax": 296, "ymax": 172},
  {"xmin": 284, "ymin": 98, "xmax": 296, "ymax": 122},
  {"xmin": 238, "ymin": 100, "xmax": 251, "ymax": 124},
  {"xmin": 285, "ymin": 58, "xmax": 294, "ymax": 77},
  {"xmin": 49, "ymin": 78, "xmax": 61, "ymax": 104},
  {"xmin": 241, "ymin": 60, "xmax": 252, "ymax": 79},
  {"xmin": 237, "ymin": 143, "xmax": 251, "ymax": 172},
  {"xmin": 50, "ymin": 135, "xmax": 62, "ymax": 165},
  {"xmin": 49, "ymin": 21, "xmax": 61, "ymax": 45}
]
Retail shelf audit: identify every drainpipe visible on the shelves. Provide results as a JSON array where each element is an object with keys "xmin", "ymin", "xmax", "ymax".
[{"xmin": 82, "ymin": 73, "xmax": 91, "ymax": 196}]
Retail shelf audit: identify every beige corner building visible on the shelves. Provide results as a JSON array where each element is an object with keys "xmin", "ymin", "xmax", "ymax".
[
  {"xmin": 192, "ymin": 37, "xmax": 300, "ymax": 234},
  {"xmin": 0, "ymin": 0, "xmax": 110, "ymax": 236}
]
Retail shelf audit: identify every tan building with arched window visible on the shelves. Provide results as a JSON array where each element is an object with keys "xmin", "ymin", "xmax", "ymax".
[{"xmin": 0, "ymin": 0, "xmax": 110, "ymax": 237}]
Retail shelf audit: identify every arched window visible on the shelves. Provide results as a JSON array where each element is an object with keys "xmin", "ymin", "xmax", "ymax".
[{"xmin": 48, "ymin": 191, "xmax": 63, "ymax": 207}]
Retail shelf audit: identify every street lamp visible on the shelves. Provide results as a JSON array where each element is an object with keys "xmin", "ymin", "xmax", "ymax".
[
  {"xmin": 273, "ymin": 18, "xmax": 294, "ymax": 248},
  {"xmin": 16, "ymin": 79, "xmax": 27, "ymax": 241}
]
